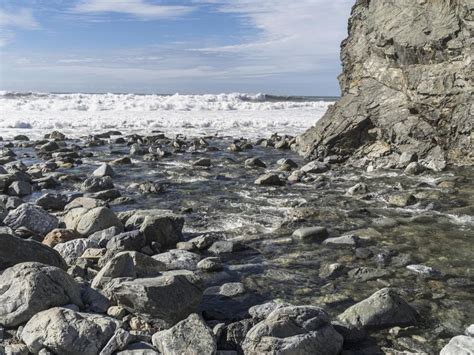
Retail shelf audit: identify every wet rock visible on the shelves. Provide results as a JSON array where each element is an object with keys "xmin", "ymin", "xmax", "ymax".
[
  {"xmin": 242, "ymin": 305, "xmax": 343, "ymax": 355},
  {"xmin": 193, "ymin": 158, "xmax": 211, "ymax": 167},
  {"xmin": 103, "ymin": 273, "xmax": 202, "ymax": 326},
  {"xmin": 198, "ymin": 257, "xmax": 223, "ymax": 272},
  {"xmin": 254, "ymin": 173, "xmax": 283, "ymax": 186},
  {"xmin": 42, "ymin": 228, "xmax": 81, "ymax": 248},
  {"xmin": 38, "ymin": 141, "xmax": 60, "ymax": 152},
  {"xmin": 338, "ymin": 288, "xmax": 417, "ymax": 330},
  {"xmin": 347, "ymin": 267, "xmax": 391, "ymax": 282},
  {"xmin": 440, "ymin": 334, "xmax": 474, "ymax": 355},
  {"xmin": 319, "ymin": 263, "xmax": 346, "ymax": 279},
  {"xmin": 139, "ymin": 214, "xmax": 184, "ymax": 249},
  {"xmin": 208, "ymin": 240, "xmax": 245, "ymax": 255},
  {"xmin": 404, "ymin": 162, "xmax": 425, "ymax": 175},
  {"xmin": 111, "ymin": 157, "xmax": 132, "ymax": 165},
  {"xmin": 322, "ymin": 234, "xmax": 362, "ymax": 248},
  {"xmin": 100, "ymin": 328, "xmax": 132, "ymax": 355},
  {"xmin": 399, "ymin": 152, "xmax": 418, "ymax": 167},
  {"xmin": 88, "ymin": 226, "xmax": 122, "ymax": 247},
  {"xmin": 75, "ymin": 207, "xmax": 124, "ymax": 236},
  {"xmin": 245, "ymin": 157, "xmax": 266, "ymax": 168},
  {"xmin": 0, "ymin": 262, "xmax": 83, "ymax": 327},
  {"xmin": 106, "ymin": 230, "xmax": 146, "ymax": 252},
  {"xmin": 152, "ymin": 313, "xmax": 216, "ymax": 355},
  {"xmin": 152, "ymin": 249, "xmax": 201, "ymax": 271},
  {"xmin": 4, "ymin": 203, "xmax": 58, "ymax": 236},
  {"xmin": 93, "ymin": 163, "xmax": 115, "ymax": 178},
  {"xmin": 54, "ymin": 238, "xmax": 99, "ymax": 265},
  {"xmin": 8, "ymin": 180, "xmax": 32, "ymax": 197},
  {"xmin": 92, "ymin": 251, "xmax": 166, "ymax": 289},
  {"xmin": 387, "ymin": 193, "xmax": 417, "ymax": 207},
  {"xmin": 300, "ymin": 161, "xmax": 329, "ymax": 173},
  {"xmin": 345, "ymin": 182, "xmax": 369, "ymax": 196},
  {"xmin": 278, "ymin": 158, "xmax": 297, "ymax": 171},
  {"xmin": 21, "ymin": 307, "xmax": 119, "ymax": 355},
  {"xmin": 81, "ymin": 176, "xmax": 114, "ymax": 192},
  {"xmin": 406, "ymin": 264, "xmax": 442, "ymax": 278},
  {"xmin": 292, "ymin": 226, "xmax": 328, "ymax": 241},
  {"xmin": 188, "ymin": 234, "xmax": 217, "ymax": 250},
  {"xmin": 0, "ymin": 233, "xmax": 66, "ymax": 270},
  {"xmin": 36, "ymin": 193, "xmax": 68, "ymax": 211}
]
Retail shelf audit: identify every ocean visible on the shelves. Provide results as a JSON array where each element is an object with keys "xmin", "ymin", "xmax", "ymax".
[{"xmin": 0, "ymin": 91, "xmax": 336, "ymax": 139}]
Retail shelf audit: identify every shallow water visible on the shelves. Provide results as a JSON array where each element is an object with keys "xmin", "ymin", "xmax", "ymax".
[{"xmin": 6, "ymin": 133, "xmax": 474, "ymax": 352}]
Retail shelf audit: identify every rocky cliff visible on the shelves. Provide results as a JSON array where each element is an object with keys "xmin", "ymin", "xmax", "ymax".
[{"xmin": 297, "ymin": 0, "xmax": 473, "ymax": 170}]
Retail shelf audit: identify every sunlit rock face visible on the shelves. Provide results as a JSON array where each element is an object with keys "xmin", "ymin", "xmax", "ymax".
[{"xmin": 297, "ymin": 0, "xmax": 473, "ymax": 168}]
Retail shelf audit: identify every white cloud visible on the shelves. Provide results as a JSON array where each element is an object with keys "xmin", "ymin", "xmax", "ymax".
[
  {"xmin": 0, "ymin": 8, "xmax": 39, "ymax": 30},
  {"xmin": 73, "ymin": 0, "xmax": 194, "ymax": 19}
]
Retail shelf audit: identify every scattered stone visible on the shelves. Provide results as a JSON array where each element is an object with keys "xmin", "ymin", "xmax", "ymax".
[
  {"xmin": 152, "ymin": 313, "xmax": 216, "ymax": 355},
  {"xmin": 208, "ymin": 240, "xmax": 245, "ymax": 255},
  {"xmin": 36, "ymin": 193, "xmax": 68, "ymax": 210},
  {"xmin": 93, "ymin": 163, "xmax": 115, "ymax": 178},
  {"xmin": 347, "ymin": 267, "xmax": 391, "ymax": 282},
  {"xmin": 292, "ymin": 226, "xmax": 328, "ymax": 241},
  {"xmin": 42, "ymin": 228, "xmax": 80, "ymax": 248},
  {"xmin": 319, "ymin": 263, "xmax": 346, "ymax": 279},
  {"xmin": 153, "ymin": 249, "xmax": 201, "ymax": 271},
  {"xmin": 406, "ymin": 264, "xmax": 442, "ymax": 278},
  {"xmin": 242, "ymin": 306, "xmax": 343, "ymax": 354},
  {"xmin": 193, "ymin": 158, "xmax": 211, "ymax": 167},
  {"xmin": 0, "ymin": 262, "xmax": 83, "ymax": 327},
  {"xmin": 75, "ymin": 207, "xmax": 124, "ymax": 236},
  {"xmin": 387, "ymin": 193, "xmax": 417, "ymax": 207},
  {"xmin": 4, "ymin": 203, "xmax": 58, "ymax": 235},
  {"xmin": 338, "ymin": 288, "xmax": 417, "ymax": 330},
  {"xmin": 103, "ymin": 273, "xmax": 202, "ymax": 326},
  {"xmin": 278, "ymin": 158, "xmax": 298, "ymax": 171},
  {"xmin": 92, "ymin": 251, "xmax": 166, "ymax": 289},
  {"xmin": 110, "ymin": 157, "xmax": 132, "ymax": 165},
  {"xmin": 8, "ymin": 180, "xmax": 32, "ymax": 196},
  {"xmin": 21, "ymin": 307, "xmax": 119, "ymax": 355},
  {"xmin": 322, "ymin": 234, "xmax": 362, "ymax": 248},
  {"xmin": 300, "ymin": 161, "xmax": 329, "ymax": 174},
  {"xmin": 54, "ymin": 238, "xmax": 99, "ymax": 265},
  {"xmin": 404, "ymin": 162, "xmax": 425, "ymax": 175},
  {"xmin": 0, "ymin": 233, "xmax": 66, "ymax": 270},
  {"xmin": 440, "ymin": 334, "xmax": 474, "ymax": 355},
  {"xmin": 81, "ymin": 176, "xmax": 114, "ymax": 192},
  {"xmin": 198, "ymin": 257, "xmax": 223, "ymax": 272},
  {"xmin": 346, "ymin": 182, "xmax": 369, "ymax": 196},
  {"xmin": 139, "ymin": 214, "xmax": 184, "ymax": 249},
  {"xmin": 106, "ymin": 230, "xmax": 146, "ymax": 252},
  {"xmin": 100, "ymin": 328, "xmax": 132, "ymax": 355},
  {"xmin": 245, "ymin": 157, "xmax": 266, "ymax": 168},
  {"xmin": 254, "ymin": 173, "xmax": 283, "ymax": 186}
]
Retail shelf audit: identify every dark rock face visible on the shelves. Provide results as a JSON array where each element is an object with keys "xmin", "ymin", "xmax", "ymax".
[{"xmin": 297, "ymin": 0, "xmax": 473, "ymax": 168}]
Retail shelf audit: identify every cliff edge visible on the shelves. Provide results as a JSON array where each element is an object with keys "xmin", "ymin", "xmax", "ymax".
[{"xmin": 297, "ymin": 0, "xmax": 473, "ymax": 170}]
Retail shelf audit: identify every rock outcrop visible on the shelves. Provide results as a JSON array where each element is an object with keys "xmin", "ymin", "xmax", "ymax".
[{"xmin": 297, "ymin": 0, "xmax": 473, "ymax": 168}]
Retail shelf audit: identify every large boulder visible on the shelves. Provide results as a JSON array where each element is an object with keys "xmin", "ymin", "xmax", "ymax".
[
  {"xmin": 102, "ymin": 273, "xmax": 202, "ymax": 326},
  {"xmin": 133, "ymin": 213, "xmax": 184, "ymax": 249},
  {"xmin": 152, "ymin": 249, "xmax": 201, "ymax": 271},
  {"xmin": 440, "ymin": 334, "xmax": 474, "ymax": 355},
  {"xmin": 54, "ymin": 238, "xmax": 99, "ymax": 265},
  {"xmin": 21, "ymin": 307, "xmax": 119, "ymax": 355},
  {"xmin": 65, "ymin": 206, "xmax": 124, "ymax": 236},
  {"xmin": 152, "ymin": 313, "xmax": 216, "ymax": 355},
  {"xmin": 92, "ymin": 251, "xmax": 166, "ymax": 289},
  {"xmin": 297, "ymin": 0, "xmax": 473, "ymax": 167},
  {"xmin": 0, "ymin": 233, "xmax": 66, "ymax": 270},
  {"xmin": 337, "ymin": 287, "xmax": 417, "ymax": 330},
  {"xmin": 0, "ymin": 262, "xmax": 83, "ymax": 327},
  {"xmin": 242, "ymin": 305, "xmax": 343, "ymax": 355},
  {"xmin": 3, "ymin": 203, "xmax": 58, "ymax": 236}
]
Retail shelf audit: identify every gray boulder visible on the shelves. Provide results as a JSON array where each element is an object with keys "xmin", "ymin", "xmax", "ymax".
[
  {"xmin": 8, "ymin": 180, "xmax": 32, "ymax": 197},
  {"xmin": 92, "ymin": 251, "xmax": 166, "ymax": 289},
  {"xmin": 102, "ymin": 273, "xmax": 202, "ymax": 326},
  {"xmin": 152, "ymin": 249, "xmax": 201, "ymax": 271},
  {"xmin": 0, "ymin": 233, "xmax": 66, "ymax": 270},
  {"xmin": 106, "ymin": 230, "xmax": 146, "ymax": 252},
  {"xmin": 54, "ymin": 238, "xmax": 99, "ymax": 265},
  {"xmin": 297, "ymin": 0, "xmax": 473, "ymax": 167},
  {"xmin": 292, "ymin": 226, "xmax": 328, "ymax": 241},
  {"xmin": 242, "ymin": 306, "xmax": 343, "ymax": 355},
  {"xmin": 4, "ymin": 203, "xmax": 58, "ymax": 236},
  {"xmin": 0, "ymin": 262, "xmax": 82, "ymax": 327},
  {"xmin": 81, "ymin": 176, "xmax": 114, "ymax": 192},
  {"xmin": 152, "ymin": 313, "xmax": 216, "ymax": 355},
  {"xmin": 440, "ymin": 334, "xmax": 474, "ymax": 355},
  {"xmin": 21, "ymin": 307, "xmax": 119, "ymax": 355},
  {"xmin": 93, "ymin": 163, "xmax": 115, "ymax": 178},
  {"xmin": 254, "ymin": 173, "xmax": 283, "ymax": 186},
  {"xmin": 75, "ymin": 207, "xmax": 124, "ymax": 236},
  {"xmin": 337, "ymin": 288, "xmax": 417, "ymax": 330},
  {"xmin": 139, "ymin": 214, "xmax": 184, "ymax": 249}
]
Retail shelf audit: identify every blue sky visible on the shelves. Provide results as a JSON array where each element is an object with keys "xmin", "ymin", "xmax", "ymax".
[{"xmin": 0, "ymin": 0, "xmax": 353, "ymax": 95}]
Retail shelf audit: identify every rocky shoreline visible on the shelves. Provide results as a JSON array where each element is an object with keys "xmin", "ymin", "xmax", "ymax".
[{"xmin": 0, "ymin": 130, "xmax": 473, "ymax": 354}]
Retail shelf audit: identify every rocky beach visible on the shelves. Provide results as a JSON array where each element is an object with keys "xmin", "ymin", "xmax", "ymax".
[{"xmin": 0, "ymin": 0, "xmax": 473, "ymax": 354}]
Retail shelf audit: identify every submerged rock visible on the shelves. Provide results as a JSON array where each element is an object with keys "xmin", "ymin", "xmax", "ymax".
[{"xmin": 338, "ymin": 288, "xmax": 417, "ymax": 330}]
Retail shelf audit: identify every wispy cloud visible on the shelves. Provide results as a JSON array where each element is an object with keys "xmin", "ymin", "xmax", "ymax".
[
  {"xmin": 0, "ymin": 8, "xmax": 40, "ymax": 30},
  {"xmin": 73, "ymin": 0, "xmax": 194, "ymax": 20}
]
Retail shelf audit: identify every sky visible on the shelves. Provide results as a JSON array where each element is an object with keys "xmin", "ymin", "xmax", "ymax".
[{"xmin": 0, "ymin": 0, "xmax": 353, "ymax": 95}]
